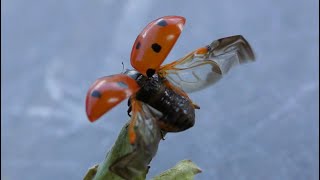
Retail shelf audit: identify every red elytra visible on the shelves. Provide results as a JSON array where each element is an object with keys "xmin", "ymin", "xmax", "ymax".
[
  {"xmin": 86, "ymin": 16, "xmax": 187, "ymax": 122},
  {"xmin": 130, "ymin": 16, "xmax": 186, "ymax": 76},
  {"xmin": 86, "ymin": 74, "xmax": 140, "ymax": 122}
]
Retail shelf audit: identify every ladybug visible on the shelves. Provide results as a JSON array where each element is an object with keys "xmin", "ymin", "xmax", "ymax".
[{"xmin": 86, "ymin": 16, "xmax": 255, "ymax": 144}]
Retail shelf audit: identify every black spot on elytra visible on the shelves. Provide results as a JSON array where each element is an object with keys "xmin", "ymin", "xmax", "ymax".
[
  {"xmin": 117, "ymin": 81, "xmax": 128, "ymax": 88},
  {"xmin": 146, "ymin": 69, "xmax": 155, "ymax": 77},
  {"xmin": 157, "ymin": 20, "xmax": 168, "ymax": 26},
  {"xmin": 151, "ymin": 43, "xmax": 162, "ymax": 53},
  {"xmin": 91, "ymin": 90, "xmax": 102, "ymax": 98},
  {"xmin": 136, "ymin": 42, "xmax": 141, "ymax": 49}
]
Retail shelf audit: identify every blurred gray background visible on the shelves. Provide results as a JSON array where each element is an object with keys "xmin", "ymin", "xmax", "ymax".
[{"xmin": 1, "ymin": 0, "xmax": 319, "ymax": 179}]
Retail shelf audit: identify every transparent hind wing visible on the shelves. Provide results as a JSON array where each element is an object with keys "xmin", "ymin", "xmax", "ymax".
[
  {"xmin": 110, "ymin": 99, "xmax": 163, "ymax": 179},
  {"xmin": 128, "ymin": 99, "xmax": 162, "ymax": 151},
  {"xmin": 160, "ymin": 35, "xmax": 255, "ymax": 93},
  {"xmin": 135, "ymin": 102, "xmax": 162, "ymax": 149},
  {"xmin": 208, "ymin": 35, "xmax": 255, "ymax": 73}
]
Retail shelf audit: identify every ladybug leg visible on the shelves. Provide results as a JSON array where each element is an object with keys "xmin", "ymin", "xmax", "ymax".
[
  {"xmin": 128, "ymin": 98, "xmax": 141, "ymax": 145},
  {"xmin": 160, "ymin": 130, "xmax": 166, "ymax": 140},
  {"xmin": 193, "ymin": 103, "xmax": 200, "ymax": 109},
  {"xmin": 127, "ymin": 98, "xmax": 132, "ymax": 117},
  {"xmin": 127, "ymin": 97, "xmax": 131, "ymax": 106},
  {"xmin": 127, "ymin": 106, "xmax": 132, "ymax": 117}
]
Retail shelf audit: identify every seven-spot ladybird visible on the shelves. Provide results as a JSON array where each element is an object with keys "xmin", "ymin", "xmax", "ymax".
[{"xmin": 86, "ymin": 16, "xmax": 255, "ymax": 144}]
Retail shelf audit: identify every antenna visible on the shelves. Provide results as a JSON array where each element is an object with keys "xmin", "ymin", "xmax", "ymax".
[{"xmin": 121, "ymin": 62, "xmax": 125, "ymax": 73}]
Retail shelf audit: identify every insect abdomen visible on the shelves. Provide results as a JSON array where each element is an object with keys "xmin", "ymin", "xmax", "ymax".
[
  {"xmin": 154, "ymin": 88, "xmax": 195, "ymax": 132},
  {"xmin": 135, "ymin": 77, "xmax": 195, "ymax": 132}
]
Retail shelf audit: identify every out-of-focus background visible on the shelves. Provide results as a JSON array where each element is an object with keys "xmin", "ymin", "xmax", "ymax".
[{"xmin": 1, "ymin": 0, "xmax": 319, "ymax": 179}]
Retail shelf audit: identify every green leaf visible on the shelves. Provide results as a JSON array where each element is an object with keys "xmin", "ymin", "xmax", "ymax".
[
  {"xmin": 152, "ymin": 160, "xmax": 202, "ymax": 180},
  {"xmin": 83, "ymin": 164, "xmax": 99, "ymax": 180},
  {"xmin": 83, "ymin": 120, "xmax": 163, "ymax": 180}
]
